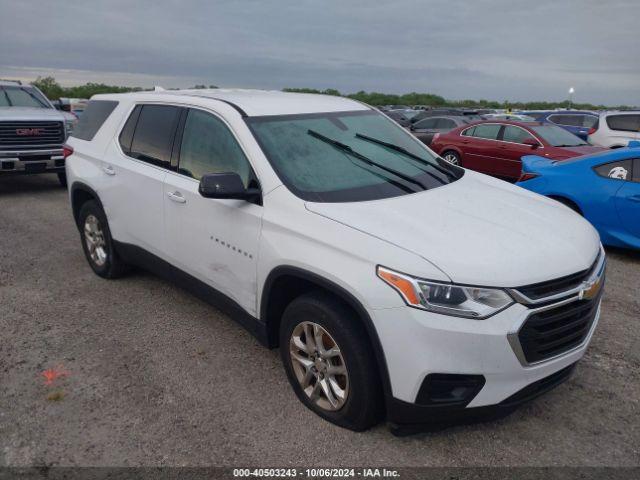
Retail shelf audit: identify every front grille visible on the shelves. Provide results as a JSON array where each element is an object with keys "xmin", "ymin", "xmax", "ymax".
[
  {"xmin": 516, "ymin": 251, "xmax": 601, "ymax": 301},
  {"xmin": 0, "ymin": 121, "xmax": 65, "ymax": 150},
  {"xmin": 518, "ymin": 287, "xmax": 603, "ymax": 363}
]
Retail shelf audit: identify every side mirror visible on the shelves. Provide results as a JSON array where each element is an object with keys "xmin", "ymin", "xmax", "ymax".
[
  {"xmin": 522, "ymin": 138, "xmax": 540, "ymax": 149},
  {"xmin": 198, "ymin": 173, "xmax": 261, "ymax": 202}
]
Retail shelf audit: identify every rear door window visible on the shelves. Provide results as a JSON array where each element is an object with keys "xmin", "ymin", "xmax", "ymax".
[
  {"xmin": 128, "ymin": 105, "xmax": 182, "ymax": 168},
  {"xmin": 606, "ymin": 115, "xmax": 640, "ymax": 132},
  {"xmin": 472, "ymin": 124, "xmax": 502, "ymax": 140},
  {"xmin": 71, "ymin": 100, "xmax": 119, "ymax": 141},
  {"xmin": 436, "ymin": 118, "xmax": 456, "ymax": 129},
  {"xmin": 633, "ymin": 159, "xmax": 640, "ymax": 183},
  {"xmin": 415, "ymin": 118, "xmax": 437, "ymax": 129}
]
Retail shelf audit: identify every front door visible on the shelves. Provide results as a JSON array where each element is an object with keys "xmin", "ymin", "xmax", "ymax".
[
  {"xmin": 496, "ymin": 125, "xmax": 540, "ymax": 180},
  {"xmin": 163, "ymin": 107, "xmax": 263, "ymax": 315}
]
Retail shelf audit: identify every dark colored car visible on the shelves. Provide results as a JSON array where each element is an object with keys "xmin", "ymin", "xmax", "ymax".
[
  {"xmin": 429, "ymin": 120, "xmax": 606, "ymax": 180},
  {"xmin": 383, "ymin": 110, "xmax": 413, "ymax": 127},
  {"xmin": 409, "ymin": 116, "xmax": 472, "ymax": 145},
  {"xmin": 524, "ymin": 111, "xmax": 599, "ymax": 141},
  {"xmin": 410, "ymin": 108, "xmax": 482, "ymax": 124}
]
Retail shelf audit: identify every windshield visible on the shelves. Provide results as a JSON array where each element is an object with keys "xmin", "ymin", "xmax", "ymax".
[
  {"xmin": 247, "ymin": 110, "xmax": 462, "ymax": 202},
  {"xmin": 0, "ymin": 86, "xmax": 51, "ymax": 108},
  {"xmin": 531, "ymin": 125, "xmax": 588, "ymax": 147}
]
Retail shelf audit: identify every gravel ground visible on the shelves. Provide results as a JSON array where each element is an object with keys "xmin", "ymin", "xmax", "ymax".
[{"xmin": 0, "ymin": 174, "xmax": 638, "ymax": 468}]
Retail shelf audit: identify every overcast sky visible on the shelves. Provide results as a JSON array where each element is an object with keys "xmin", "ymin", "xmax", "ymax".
[{"xmin": 1, "ymin": 0, "xmax": 638, "ymax": 105}]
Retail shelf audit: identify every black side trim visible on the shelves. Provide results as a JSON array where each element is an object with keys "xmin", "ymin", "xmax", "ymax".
[
  {"xmin": 182, "ymin": 94, "xmax": 248, "ymax": 117},
  {"xmin": 260, "ymin": 266, "xmax": 393, "ymax": 406},
  {"xmin": 69, "ymin": 182, "xmax": 104, "ymax": 227},
  {"xmin": 113, "ymin": 241, "xmax": 269, "ymax": 346}
]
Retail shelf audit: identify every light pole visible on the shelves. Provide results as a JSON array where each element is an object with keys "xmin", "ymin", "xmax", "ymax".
[{"xmin": 568, "ymin": 87, "xmax": 575, "ymax": 108}]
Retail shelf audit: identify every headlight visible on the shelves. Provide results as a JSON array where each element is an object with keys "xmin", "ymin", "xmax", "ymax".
[
  {"xmin": 65, "ymin": 119, "xmax": 76, "ymax": 136},
  {"xmin": 377, "ymin": 266, "xmax": 514, "ymax": 319}
]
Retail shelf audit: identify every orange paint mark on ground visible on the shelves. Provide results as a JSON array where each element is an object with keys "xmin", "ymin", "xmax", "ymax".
[{"xmin": 42, "ymin": 366, "xmax": 68, "ymax": 386}]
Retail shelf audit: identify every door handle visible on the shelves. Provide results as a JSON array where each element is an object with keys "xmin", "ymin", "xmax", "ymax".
[
  {"xmin": 167, "ymin": 191, "xmax": 187, "ymax": 204},
  {"xmin": 102, "ymin": 165, "xmax": 115, "ymax": 176}
]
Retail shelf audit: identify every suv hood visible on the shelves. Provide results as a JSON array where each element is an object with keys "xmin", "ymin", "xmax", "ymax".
[
  {"xmin": 305, "ymin": 172, "xmax": 600, "ymax": 287},
  {"xmin": 0, "ymin": 107, "xmax": 65, "ymax": 122}
]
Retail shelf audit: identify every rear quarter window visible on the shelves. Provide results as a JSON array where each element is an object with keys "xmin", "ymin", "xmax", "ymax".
[
  {"xmin": 606, "ymin": 114, "xmax": 640, "ymax": 132},
  {"xmin": 71, "ymin": 100, "xmax": 119, "ymax": 141}
]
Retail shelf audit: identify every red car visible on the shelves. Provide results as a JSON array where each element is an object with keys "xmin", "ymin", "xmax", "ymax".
[{"xmin": 429, "ymin": 120, "xmax": 605, "ymax": 180}]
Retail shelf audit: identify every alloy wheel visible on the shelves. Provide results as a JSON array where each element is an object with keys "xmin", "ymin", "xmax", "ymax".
[
  {"xmin": 289, "ymin": 321, "xmax": 349, "ymax": 411},
  {"xmin": 84, "ymin": 214, "xmax": 108, "ymax": 267},
  {"xmin": 443, "ymin": 153, "xmax": 460, "ymax": 165}
]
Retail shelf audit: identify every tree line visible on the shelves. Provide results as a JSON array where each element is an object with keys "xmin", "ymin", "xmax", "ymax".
[{"xmin": 29, "ymin": 77, "xmax": 632, "ymax": 111}]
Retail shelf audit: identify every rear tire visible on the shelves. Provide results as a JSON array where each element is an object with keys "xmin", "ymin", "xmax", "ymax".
[
  {"xmin": 57, "ymin": 172, "xmax": 68, "ymax": 188},
  {"xmin": 78, "ymin": 200, "xmax": 129, "ymax": 279},
  {"xmin": 550, "ymin": 196, "xmax": 582, "ymax": 215},
  {"xmin": 442, "ymin": 150, "xmax": 462, "ymax": 166},
  {"xmin": 279, "ymin": 291, "xmax": 384, "ymax": 431}
]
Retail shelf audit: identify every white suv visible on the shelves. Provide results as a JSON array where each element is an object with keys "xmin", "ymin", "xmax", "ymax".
[
  {"xmin": 588, "ymin": 111, "xmax": 640, "ymax": 148},
  {"xmin": 66, "ymin": 89, "xmax": 605, "ymax": 434}
]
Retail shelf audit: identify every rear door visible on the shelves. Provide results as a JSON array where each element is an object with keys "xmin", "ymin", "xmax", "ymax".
[
  {"xmin": 496, "ymin": 125, "xmax": 541, "ymax": 179},
  {"xmin": 100, "ymin": 103, "xmax": 182, "ymax": 256},
  {"xmin": 614, "ymin": 158, "xmax": 640, "ymax": 239},
  {"xmin": 460, "ymin": 123, "xmax": 503, "ymax": 175},
  {"xmin": 162, "ymin": 107, "xmax": 263, "ymax": 314},
  {"xmin": 411, "ymin": 118, "xmax": 438, "ymax": 144}
]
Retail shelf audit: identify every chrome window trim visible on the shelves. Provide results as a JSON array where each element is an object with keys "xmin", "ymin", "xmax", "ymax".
[{"xmin": 459, "ymin": 122, "xmax": 544, "ymax": 148}]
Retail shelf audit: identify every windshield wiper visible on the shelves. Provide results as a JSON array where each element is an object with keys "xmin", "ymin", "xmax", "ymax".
[
  {"xmin": 354, "ymin": 133, "xmax": 458, "ymax": 181},
  {"xmin": 307, "ymin": 129, "xmax": 426, "ymax": 191},
  {"xmin": 20, "ymin": 87, "xmax": 48, "ymax": 108}
]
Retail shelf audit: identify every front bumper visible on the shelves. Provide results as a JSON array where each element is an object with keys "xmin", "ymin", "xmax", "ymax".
[
  {"xmin": 372, "ymin": 293, "xmax": 601, "ymax": 429},
  {"xmin": 0, "ymin": 149, "xmax": 65, "ymax": 175}
]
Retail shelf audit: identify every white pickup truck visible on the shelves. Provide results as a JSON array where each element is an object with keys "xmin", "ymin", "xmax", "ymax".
[{"xmin": 0, "ymin": 79, "xmax": 76, "ymax": 186}]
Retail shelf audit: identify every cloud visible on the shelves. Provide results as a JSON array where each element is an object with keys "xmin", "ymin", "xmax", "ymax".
[{"xmin": 0, "ymin": 0, "xmax": 638, "ymax": 105}]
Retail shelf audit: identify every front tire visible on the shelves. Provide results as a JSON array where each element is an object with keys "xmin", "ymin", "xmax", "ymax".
[
  {"xmin": 280, "ymin": 291, "xmax": 384, "ymax": 431},
  {"xmin": 442, "ymin": 150, "xmax": 462, "ymax": 166},
  {"xmin": 78, "ymin": 200, "xmax": 129, "ymax": 279}
]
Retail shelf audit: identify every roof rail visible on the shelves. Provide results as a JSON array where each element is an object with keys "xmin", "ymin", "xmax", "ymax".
[{"xmin": 0, "ymin": 78, "xmax": 23, "ymax": 85}]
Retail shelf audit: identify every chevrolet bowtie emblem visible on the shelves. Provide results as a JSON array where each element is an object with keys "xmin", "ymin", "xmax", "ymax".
[{"xmin": 579, "ymin": 276, "xmax": 602, "ymax": 300}]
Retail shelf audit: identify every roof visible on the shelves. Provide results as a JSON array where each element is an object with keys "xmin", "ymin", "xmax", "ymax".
[{"xmin": 100, "ymin": 88, "xmax": 371, "ymax": 117}]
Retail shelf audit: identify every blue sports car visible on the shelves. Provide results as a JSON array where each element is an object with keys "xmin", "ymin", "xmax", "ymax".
[{"xmin": 517, "ymin": 142, "xmax": 640, "ymax": 249}]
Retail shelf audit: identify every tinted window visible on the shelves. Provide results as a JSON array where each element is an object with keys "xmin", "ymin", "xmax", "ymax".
[
  {"xmin": 179, "ymin": 109, "xmax": 252, "ymax": 186},
  {"xmin": 594, "ymin": 160, "xmax": 633, "ymax": 181},
  {"xmin": 502, "ymin": 125, "xmax": 535, "ymax": 144},
  {"xmin": 582, "ymin": 115, "xmax": 598, "ymax": 128},
  {"xmin": 549, "ymin": 115, "xmax": 577, "ymax": 127},
  {"xmin": 118, "ymin": 105, "xmax": 142, "ymax": 154},
  {"xmin": 472, "ymin": 124, "xmax": 501, "ymax": 140},
  {"xmin": 436, "ymin": 118, "xmax": 456, "ymax": 129},
  {"xmin": 462, "ymin": 126, "xmax": 475, "ymax": 136},
  {"xmin": 72, "ymin": 100, "xmax": 118, "ymax": 141},
  {"xmin": 129, "ymin": 105, "xmax": 181, "ymax": 167},
  {"xmin": 606, "ymin": 114, "xmax": 640, "ymax": 132},
  {"xmin": 415, "ymin": 118, "xmax": 437, "ymax": 129},
  {"xmin": 634, "ymin": 159, "xmax": 640, "ymax": 182}
]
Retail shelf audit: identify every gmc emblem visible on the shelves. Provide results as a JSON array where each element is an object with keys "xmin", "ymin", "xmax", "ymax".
[{"xmin": 16, "ymin": 128, "xmax": 45, "ymax": 136}]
